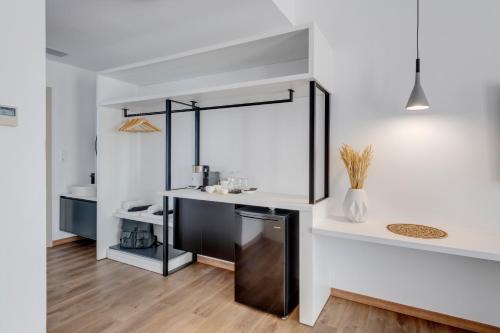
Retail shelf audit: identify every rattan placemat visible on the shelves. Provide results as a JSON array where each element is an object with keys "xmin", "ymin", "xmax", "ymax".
[{"xmin": 386, "ymin": 224, "xmax": 447, "ymax": 239}]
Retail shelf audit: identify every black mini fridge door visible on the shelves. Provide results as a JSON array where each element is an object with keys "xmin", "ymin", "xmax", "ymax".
[{"xmin": 235, "ymin": 211, "xmax": 286, "ymax": 317}]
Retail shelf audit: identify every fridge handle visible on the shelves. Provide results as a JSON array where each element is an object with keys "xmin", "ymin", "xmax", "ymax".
[{"xmin": 236, "ymin": 213, "xmax": 281, "ymax": 223}]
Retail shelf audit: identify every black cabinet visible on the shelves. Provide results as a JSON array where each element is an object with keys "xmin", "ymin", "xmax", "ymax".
[
  {"xmin": 201, "ymin": 200, "xmax": 236, "ymax": 261},
  {"xmin": 174, "ymin": 198, "xmax": 235, "ymax": 262},
  {"xmin": 60, "ymin": 196, "xmax": 97, "ymax": 240},
  {"xmin": 173, "ymin": 198, "xmax": 202, "ymax": 254}
]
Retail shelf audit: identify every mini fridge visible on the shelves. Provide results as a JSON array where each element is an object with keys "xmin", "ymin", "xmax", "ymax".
[{"xmin": 234, "ymin": 206, "xmax": 299, "ymax": 318}]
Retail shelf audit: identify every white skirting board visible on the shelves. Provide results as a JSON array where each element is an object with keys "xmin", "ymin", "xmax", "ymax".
[{"xmin": 107, "ymin": 247, "xmax": 193, "ymax": 274}]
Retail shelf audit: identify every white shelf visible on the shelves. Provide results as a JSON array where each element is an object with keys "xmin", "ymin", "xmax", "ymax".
[
  {"xmin": 107, "ymin": 246, "xmax": 192, "ymax": 275},
  {"xmin": 113, "ymin": 209, "xmax": 173, "ymax": 227},
  {"xmin": 313, "ymin": 216, "xmax": 500, "ymax": 262},
  {"xmin": 97, "ymin": 23, "xmax": 333, "ymax": 110},
  {"xmin": 160, "ymin": 188, "xmax": 312, "ymax": 211},
  {"xmin": 100, "ymin": 27, "xmax": 309, "ymax": 87},
  {"xmin": 99, "ymin": 74, "xmax": 311, "ymax": 110}
]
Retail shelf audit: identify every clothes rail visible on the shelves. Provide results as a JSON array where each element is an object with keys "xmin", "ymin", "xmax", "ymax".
[
  {"xmin": 122, "ymin": 99, "xmax": 196, "ymax": 117},
  {"xmin": 121, "ymin": 90, "xmax": 294, "ymax": 118}
]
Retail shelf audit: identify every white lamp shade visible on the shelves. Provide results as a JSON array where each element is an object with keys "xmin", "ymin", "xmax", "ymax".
[{"xmin": 406, "ymin": 73, "xmax": 429, "ymax": 110}]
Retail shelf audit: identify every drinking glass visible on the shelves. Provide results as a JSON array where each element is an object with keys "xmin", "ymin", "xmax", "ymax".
[
  {"xmin": 240, "ymin": 178, "xmax": 249, "ymax": 190},
  {"xmin": 232, "ymin": 178, "xmax": 242, "ymax": 191}
]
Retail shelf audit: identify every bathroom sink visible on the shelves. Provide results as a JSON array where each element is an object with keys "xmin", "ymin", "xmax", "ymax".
[{"xmin": 70, "ymin": 184, "xmax": 96, "ymax": 198}]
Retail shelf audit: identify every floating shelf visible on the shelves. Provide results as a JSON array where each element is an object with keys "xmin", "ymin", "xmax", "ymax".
[{"xmin": 313, "ymin": 217, "xmax": 500, "ymax": 262}]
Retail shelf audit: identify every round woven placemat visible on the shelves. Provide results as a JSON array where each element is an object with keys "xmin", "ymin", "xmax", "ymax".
[{"xmin": 386, "ymin": 224, "xmax": 447, "ymax": 239}]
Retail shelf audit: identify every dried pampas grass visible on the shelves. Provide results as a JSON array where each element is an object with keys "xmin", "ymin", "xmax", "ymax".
[{"xmin": 340, "ymin": 144, "xmax": 373, "ymax": 189}]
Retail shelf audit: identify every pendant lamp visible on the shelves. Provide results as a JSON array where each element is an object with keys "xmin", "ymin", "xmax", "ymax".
[{"xmin": 406, "ymin": 0, "xmax": 430, "ymax": 110}]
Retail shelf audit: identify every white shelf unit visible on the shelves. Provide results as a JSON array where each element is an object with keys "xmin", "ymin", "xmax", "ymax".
[
  {"xmin": 97, "ymin": 24, "xmax": 333, "ymax": 111},
  {"xmin": 96, "ymin": 23, "xmax": 333, "ymax": 275},
  {"xmin": 108, "ymin": 211, "xmax": 184, "ymax": 273},
  {"xmin": 113, "ymin": 209, "xmax": 174, "ymax": 244}
]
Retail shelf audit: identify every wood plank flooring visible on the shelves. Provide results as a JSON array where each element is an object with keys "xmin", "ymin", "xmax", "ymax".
[{"xmin": 47, "ymin": 239, "xmax": 471, "ymax": 333}]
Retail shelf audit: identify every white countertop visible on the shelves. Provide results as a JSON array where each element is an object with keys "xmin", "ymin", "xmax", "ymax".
[
  {"xmin": 160, "ymin": 188, "xmax": 312, "ymax": 211},
  {"xmin": 61, "ymin": 193, "xmax": 97, "ymax": 202},
  {"xmin": 313, "ymin": 215, "xmax": 500, "ymax": 262}
]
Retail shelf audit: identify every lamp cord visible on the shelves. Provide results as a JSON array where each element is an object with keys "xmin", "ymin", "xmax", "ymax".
[{"xmin": 417, "ymin": 0, "xmax": 420, "ymax": 59}]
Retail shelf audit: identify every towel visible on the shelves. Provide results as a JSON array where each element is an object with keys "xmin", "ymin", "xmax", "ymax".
[
  {"xmin": 147, "ymin": 204, "xmax": 162, "ymax": 214},
  {"xmin": 122, "ymin": 200, "xmax": 147, "ymax": 210},
  {"xmin": 140, "ymin": 211, "xmax": 163, "ymax": 221},
  {"xmin": 128, "ymin": 205, "xmax": 151, "ymax": 212}
]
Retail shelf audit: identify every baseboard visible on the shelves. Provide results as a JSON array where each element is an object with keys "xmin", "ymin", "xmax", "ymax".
[
  {"xmin": 331, "ymin": 288, "xmax": 499, "ymax": 333},
  {"xmin": 197, "ymin": 255, "xmax": 234, "ymax": 271},
  {"xmin": 51, "ymin": 236, "xmax": 84, "ymax": 247}
]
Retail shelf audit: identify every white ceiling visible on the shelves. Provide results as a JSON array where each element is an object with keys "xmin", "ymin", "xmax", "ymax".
[{"xmin": 46, "ymin": 0, "xmax": 292, "ymax": 71}]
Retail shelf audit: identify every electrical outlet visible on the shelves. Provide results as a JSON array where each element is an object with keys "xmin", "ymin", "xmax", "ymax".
[{"xmin": 59, "ymin": 150, "xmax": 66, "ymax": 162}]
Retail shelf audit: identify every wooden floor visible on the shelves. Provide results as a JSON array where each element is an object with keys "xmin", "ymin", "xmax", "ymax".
[{"xmin": 47, "ymin": 240, "xmax": 470, "ymax": 333}]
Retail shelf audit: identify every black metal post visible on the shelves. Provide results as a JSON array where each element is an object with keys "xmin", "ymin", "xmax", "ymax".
[
  {"xmin": 193, "ymin": 101, "xmax": 200, "ymax": 165},
  {"xmin": 324, "ymin": 90, "xmax": 330, "ymax": 198},
  {"xmin": 309, "ymin": 81, "xmax": 316, "ymax": 204},
  {"xmin": 163, "ymin": 99, "xmax": 172, "ymax": 276},
  {"xmin": 192, "ymin": 101, "xmax": 200, "ymax": 264}
]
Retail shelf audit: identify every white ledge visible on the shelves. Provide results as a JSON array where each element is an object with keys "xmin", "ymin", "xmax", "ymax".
[
  {"xmin": 160, "ymin": 188, "xmax": 312, "ymax": 211},
  {"xmin": 313, "ymin": 216, "xmax": 500, "ymax": 262}
]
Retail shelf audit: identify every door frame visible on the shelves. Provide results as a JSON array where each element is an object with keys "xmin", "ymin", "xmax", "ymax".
[{"xmin": 46, "ymin": 86, "xmax": 53, "ymax": 247}]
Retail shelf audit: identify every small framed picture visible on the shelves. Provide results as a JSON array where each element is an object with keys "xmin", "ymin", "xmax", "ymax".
[{"xmin": 0, "ymin": 105, "xmax": 17, "ymax": 126}]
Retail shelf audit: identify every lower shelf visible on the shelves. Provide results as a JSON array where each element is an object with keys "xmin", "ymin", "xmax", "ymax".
[
  {"xmin": 107, "ymin": 244, "xmax": 193, "ymax": 274},
  {"xmin": 109, "ymin": 243, "xmax": 185, "ymax": 260}
]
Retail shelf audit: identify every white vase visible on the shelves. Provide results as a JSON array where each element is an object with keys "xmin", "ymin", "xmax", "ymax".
[{"xmin": 343, "ymin": 188, "xmax": 368, "ymax": 222}]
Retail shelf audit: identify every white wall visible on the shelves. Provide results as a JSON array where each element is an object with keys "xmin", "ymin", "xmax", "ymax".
[
  {"xmin": 296, "ymin": 0, "xmax": 500, "ymax": 232},
  {"xmin": 0, "ymin": 1, "xmax": 46, "ymax": 332},
  {"xmin": 200, "ymin": 97, "xmax": 309, "ymax": 195},
  {"xmin": 290, "ymin": 0, "xmax": 500, "ymax": 326},
  {"xmin": 47, "ymin": 60, "xmax": 97, "ymax": 241}
]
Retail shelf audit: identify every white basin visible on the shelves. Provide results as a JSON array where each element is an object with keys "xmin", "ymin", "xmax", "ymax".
[{"xmin": 70, "ymin": 184, "xmax": 97, "ymax": 198}]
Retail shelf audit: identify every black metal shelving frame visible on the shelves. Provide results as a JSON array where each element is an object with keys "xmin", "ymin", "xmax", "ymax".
[{"xmin": 121, "ymin": 81, "xmax": 330, "ymax": 276}]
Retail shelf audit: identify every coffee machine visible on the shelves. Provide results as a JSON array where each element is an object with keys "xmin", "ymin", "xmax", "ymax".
[
  {"xmin": 192, "ymin": 165, "xmax": 209, "ymax": 189},
  {"xmin": 192, "ymin": 165, "xmax": 220, "ymax": 189}
]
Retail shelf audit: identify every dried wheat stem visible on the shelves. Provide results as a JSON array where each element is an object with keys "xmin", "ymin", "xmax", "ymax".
[{"xmin": 339, "ymin": 144, "xmax": 373, "ymax": 189}]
